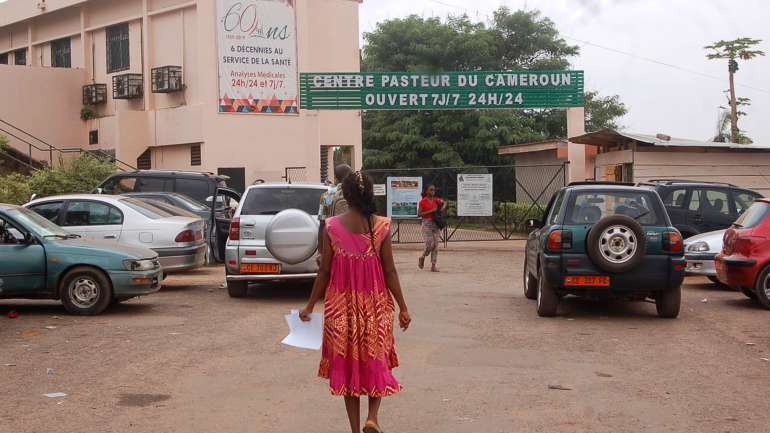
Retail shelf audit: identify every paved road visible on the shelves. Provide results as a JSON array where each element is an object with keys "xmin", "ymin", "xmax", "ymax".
[{"xmin": 1, "ymin": 241, "xmax": 769, "ymax": 433}]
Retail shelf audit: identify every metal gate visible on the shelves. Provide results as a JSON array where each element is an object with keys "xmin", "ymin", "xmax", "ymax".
[{"xmin": 365, "ymin": 163, "xmax": 568, "ymax": 243}]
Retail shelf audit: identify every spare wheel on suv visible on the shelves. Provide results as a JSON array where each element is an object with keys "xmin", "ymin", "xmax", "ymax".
[
  {"xmin": 586, "ymin": 215, "xmax": 646, "ymax": 273},
  {"xmin": 265, "ymin": 209, "xmax": 318, "ymax": 265}
]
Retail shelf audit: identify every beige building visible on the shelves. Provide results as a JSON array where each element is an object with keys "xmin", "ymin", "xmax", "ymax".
[
  {"xmin": 0, "ymin": 0, "xmax": 363, "ymax": 191},
  {"xmin": 499, "ymin": 129, "xmax": 770, "ymax": 199}
]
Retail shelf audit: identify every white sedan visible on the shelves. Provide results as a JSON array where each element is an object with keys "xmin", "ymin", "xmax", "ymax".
[
  {"xmin": 26, "ymin": 194, "xmax": 206, "ymax": 273},
  {"xmin": 684, "ymin": 229, "xmax": 726, "ymax": 284}
]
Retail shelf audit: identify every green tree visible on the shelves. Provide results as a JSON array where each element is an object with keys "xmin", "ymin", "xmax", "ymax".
[
  {"xmin": 0, "ymin": 154, "xmax": 116, "ymax": 205},
  {"xmin": 713, "ymin": 95, "xmax": 753, "ymax": 143},
  {"xmin": 361, "ymin": 8, "xmax": 627, "ymax": 169},
  {"xmin": 705, "ymin": 38, "xmax": 765, "ymax": 143}
]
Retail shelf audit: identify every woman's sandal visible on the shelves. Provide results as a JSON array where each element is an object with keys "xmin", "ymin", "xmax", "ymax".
[{"xmin": 363, "ymin": 421, "xmax": 382, "ymax": 433}]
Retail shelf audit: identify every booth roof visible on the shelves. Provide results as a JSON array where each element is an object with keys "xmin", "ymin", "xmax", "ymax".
[{"xmin": 569, "ymin": 129, "xmax": 770, "ymax": 150}]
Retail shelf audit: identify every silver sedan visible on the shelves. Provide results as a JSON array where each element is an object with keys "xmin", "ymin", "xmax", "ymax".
[{"xmin": 684, "ymin": 229, "xmax": 726, "ymax": 284}]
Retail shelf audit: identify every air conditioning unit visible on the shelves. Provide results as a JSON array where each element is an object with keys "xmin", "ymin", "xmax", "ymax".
[
  {"xmin": 112, "ymin": 73, "xmax": 143, "ymax": 99},
  {"xmin": 151, "ymin": 65, "xmax": 184, "ymax": 93},
  {"xmin": 82, "ymin": 84, "xmax": 107, "ymax": 105}
]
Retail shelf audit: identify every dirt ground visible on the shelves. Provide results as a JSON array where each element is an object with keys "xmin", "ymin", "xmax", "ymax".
[{"xmin": 1, "ymin": 241, "xmax": 769, "ymax": 433}]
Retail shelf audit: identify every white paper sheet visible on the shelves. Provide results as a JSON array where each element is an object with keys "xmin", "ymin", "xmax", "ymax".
[{"xmin": 281, "ymin": 309, "xmax": 323, "ymax": 350}]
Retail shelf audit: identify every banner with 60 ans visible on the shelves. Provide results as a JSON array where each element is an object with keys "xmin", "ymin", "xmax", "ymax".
[{"xmin": 216, "ymin": 0, "xmax": 299, "ymax": 114}]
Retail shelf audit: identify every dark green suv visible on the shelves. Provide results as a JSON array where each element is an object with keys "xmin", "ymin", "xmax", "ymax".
[{"xmin": 523, "ymin": 183, "xmax": 686, "ymax": 318}]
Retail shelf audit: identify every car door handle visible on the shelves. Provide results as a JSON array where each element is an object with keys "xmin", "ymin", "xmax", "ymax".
[{"xmin": 104, "ymin": 235, "xmax": 117, "ymax": 239}]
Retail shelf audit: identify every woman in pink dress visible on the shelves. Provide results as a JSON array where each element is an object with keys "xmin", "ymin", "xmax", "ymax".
[{"xmin": 300, "ymin": 171, "xmax": 411, "ymax": 433}]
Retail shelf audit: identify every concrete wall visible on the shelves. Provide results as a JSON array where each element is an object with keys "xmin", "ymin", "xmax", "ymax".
[
  {"xmin": 514, "ymin": 150, "xmax": 568, "ymax": 205},
  {"xmin": 633, "ymin": 149, "xmax": 770, "ymax": 195},
  {"xmin": 0, "ymin": 65, "xmax": 87, "ymax": 165}
]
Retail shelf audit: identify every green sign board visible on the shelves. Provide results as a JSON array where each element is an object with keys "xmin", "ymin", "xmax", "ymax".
[{"xmin": 300, "ymin": 70, "xmax": 584, "ymax": 110}]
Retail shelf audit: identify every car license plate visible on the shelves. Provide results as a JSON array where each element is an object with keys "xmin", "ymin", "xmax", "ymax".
[
  {"xmin": 240, "ymin": 263, "xmax": 281, "ymax": 274},
  {"xmin": 564, "ymin": 275, "xmax": 610, "ymax": 287}
]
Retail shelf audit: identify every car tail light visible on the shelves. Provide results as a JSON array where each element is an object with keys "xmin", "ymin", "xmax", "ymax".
[
  {"xmin": 547, "ymin": 230, "xmax": 572, "ymax": 251},
  {"xmin": 733, "ymin": 236, "xmax": 766, "ymax": 255},
  {"xmin": 663, "ymin": 232, "xmax": 683, "ymax": 253},
  {"xmin": 229, "ymin": 217, "xmax": 240, "ymax": 241},
  {"xmin": 175, "ymin": 230, "xmax": 194, "ymax": 243}
]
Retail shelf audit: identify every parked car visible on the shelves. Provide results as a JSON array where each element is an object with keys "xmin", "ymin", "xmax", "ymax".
[
  {"xmin": 523, "ymin": 182, "xmax": 685, "ymax": 318},
  {"xmin": 0, "ymin": 204, "xmax": 161, "ymax": 315},
  {"xmin": 225, "ymin": 183, "xmax": 332, "ymax": 297},
  {"xmin": 715, "ymin": 198, "xmax": 770, "ymax": 308},
  {"xmin": 25, "ymin": 195, "xmax": 206, "ymax": 274},
  {"xmin": 95, "ymin": 170, "xmax": 241, "ymax": 262},
  {"xmin": 641, "ymin": 180, "xmax": 762, "ymax": 238},
  {"xmin": 684, "ymin": 229, "xmax": 726, "ymax": 285}
]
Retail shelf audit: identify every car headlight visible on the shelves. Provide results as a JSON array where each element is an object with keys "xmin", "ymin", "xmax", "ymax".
[
  {"xmin": 687, "ymin": 241, "xmax": 710, "ymax": 253},
  {"xmin": 123, "ymin": 259, "xmax": 158, "ymax": 271}
]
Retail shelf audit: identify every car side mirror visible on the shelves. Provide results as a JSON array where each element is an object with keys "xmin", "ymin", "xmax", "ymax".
[{"xmin": 525, "ymin": 219, "xmax": 543, "ymax": 230}]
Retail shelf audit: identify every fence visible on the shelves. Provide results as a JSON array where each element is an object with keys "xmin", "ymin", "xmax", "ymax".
[{"xmin": 365, "ymin": 163, "xmax": 568, "ymax": 243}]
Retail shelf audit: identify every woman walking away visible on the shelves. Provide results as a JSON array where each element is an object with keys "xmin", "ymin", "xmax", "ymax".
[
  {"xmin": 418, "ymin": 184, "xmax": 447, "ymax": 272},
  {"xmin": 300, "ymin": 171, "xmax": 411, "ymax": 433}
]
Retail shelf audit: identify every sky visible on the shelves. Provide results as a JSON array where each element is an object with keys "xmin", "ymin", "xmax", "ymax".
[{"xmin": 360, "ymin": 0, "xmax": 770, "ymax": 144}]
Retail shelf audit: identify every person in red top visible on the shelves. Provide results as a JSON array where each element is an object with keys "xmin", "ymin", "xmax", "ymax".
[{"xmin": 418, "ymin": 184, "xmax": 447, "ymax": 272}]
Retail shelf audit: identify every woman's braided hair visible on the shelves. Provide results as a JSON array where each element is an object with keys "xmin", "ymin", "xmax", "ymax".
[{"xmin": 341, "ymin": 171, "xmax": 377, "ymax": 251}]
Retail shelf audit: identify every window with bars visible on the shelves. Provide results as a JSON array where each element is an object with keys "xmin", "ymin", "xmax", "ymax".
[
  {"xmin": 136, "ymin": 149, "xmax": 151, "ymax": 170},
  {"xmin": 106, "ymin": 23, "xmax": 130, "ymax": 73},
  {"xmin": 14, "ymin": 48, "xmax": 26, "ymax": 65},
  {"xmin": 51, "ymin": 38, "xmax": 71, "ymax": 68},
  {"xmin": 0, "ymin": 53, "xmax": 7, "ymax": 64},
  {"xmin": 190, "ymin": 144, "xmax": 201, "ymax": 166}
]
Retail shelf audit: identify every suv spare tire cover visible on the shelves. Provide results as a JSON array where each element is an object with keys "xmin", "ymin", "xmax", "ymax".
[
  {"xmin": 586, "ymin": 215, "xmax": 647, "ymax": 273},
  {"xmin": 265, "ymin": 209, "xmax": 318, "ymax": 265}
]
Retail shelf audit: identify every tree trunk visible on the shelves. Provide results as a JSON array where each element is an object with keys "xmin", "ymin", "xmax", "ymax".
[{"xmin": 729, "ymin": 70, "xmax": 738, "ymax": 143}]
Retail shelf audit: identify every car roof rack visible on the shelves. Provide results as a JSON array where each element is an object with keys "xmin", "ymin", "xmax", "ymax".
[
  {"xmin": 568, "ymin": 181, "xmax": 636, "ymax": 187},
  {"xmin": 645, "ymin": 179, "xmax": 738, "ymax": 187}
]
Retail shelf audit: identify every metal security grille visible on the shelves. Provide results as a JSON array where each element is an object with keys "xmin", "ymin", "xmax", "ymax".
[
  {"xmin": 106, "ymin": 23, "xmax": 130, "ymax": 73},
  {"xmin": 320, "ymin": 147, "xmax": 330, "ymax": 183},
  {"xmin": 365, "ymin": 163, "xmax": 568, "ymax": 243},
  {"xmin": 136, "ymin": 149, "xmax": 151, "ymax": 170},
  {"xmin": 51, "ymin": 38, "xmax": 71, "ymax": 68},
  {"xmin": 190, "ymin": 144, "xmax": 201, "ymax": 166},
  {"xmin": 284, "ymin": 166, "xmax": 308, "ymax": 184}
]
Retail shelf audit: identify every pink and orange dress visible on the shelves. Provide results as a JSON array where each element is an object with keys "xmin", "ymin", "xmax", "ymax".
[{"xmin": 318, "ymin": 216, "xmax": 402, "ymax": 397}]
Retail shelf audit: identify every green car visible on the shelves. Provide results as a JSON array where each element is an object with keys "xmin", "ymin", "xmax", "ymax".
[
  {"xmin": 0, "ymin": 204, "xmax": 161, "ymax": 315},
  {"xmin": 523, "ymin": 183, "xmax": 686, "ymax": 318}
]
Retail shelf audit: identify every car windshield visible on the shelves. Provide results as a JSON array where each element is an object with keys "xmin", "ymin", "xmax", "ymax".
[
  {"xmin": 120, "ymin": 198, "xmax": 175, "ymax": 219},
  {"xmin": 7, "ymin": 207, "xmax": 73, "ymax": 238},
  {"xmin": 565, "ymin": 190, "xmax": 662, "ymax": 225},
  {"xmin": 241, "ymin": 187, "xmax": 326, "ymax": 215},
  {"xmin": 733, "ymin": 202, "xmax": 770, "ymax": 228}
]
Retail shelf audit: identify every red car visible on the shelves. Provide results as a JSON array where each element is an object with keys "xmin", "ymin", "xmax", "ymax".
[{"xmin": 715, "ymin": 198, "xmax": 770, "ymax": 308}]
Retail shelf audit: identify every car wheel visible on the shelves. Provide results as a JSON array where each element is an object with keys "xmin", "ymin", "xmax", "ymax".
[
  {"xmin": 59, "ymin": 267, "xmax": 113, "ymax": 316},
  {"xmin": 536, "ymin": 264, "xmax": 558, "ymax": 317},
  {"xmin": 227, "ymin": 280, "xmax": 248, "ymax": 298},
  {"xmin": 586, "ymin": 215, "xmax": 646, "ymax": 273},
  {"xmin": 740, "ymin": 286, "xmax": 758, "ymax": 300},
  {"xmin": 753, "ymin": 266, "xmax": 770, "ymax": 309},
  {"xmin": 523, "ymin": 255, "xmax": 538, "ymax": 300},
  {"xmin": 655, "ymin": 286, "xmax": 681, "ymax": 318}
]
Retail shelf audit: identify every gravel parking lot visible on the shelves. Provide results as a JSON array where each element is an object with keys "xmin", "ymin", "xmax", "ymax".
[{"xmin": 2, "ymin": 241, "xmax": 769, "ymax": 433}]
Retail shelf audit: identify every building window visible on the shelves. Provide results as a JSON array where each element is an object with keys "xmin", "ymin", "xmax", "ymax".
[
  {"xmin": 0, "ymin": 53, "xmax": 7, "ymax": 64},
  {"xmin": 136, "ymin": 149, "xmax": 151, "ymax": 170},
  {"xmin": 190, "ymin": 144, "xmax": 201, "ymax": 166},
  {"xmin": 106, "ymin": 23, "xmax": 130, "ymax": 73},
  {"xmin": 51, "ymin": 38, "xmax": 71, "ymax": 68},
  {"xmin": 14, "ymin": 48, "xmax": 27, "ymax": 66},
  {"xmin": 89, "ymin": 130, "xmax": 99, "ymax": 145}
]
